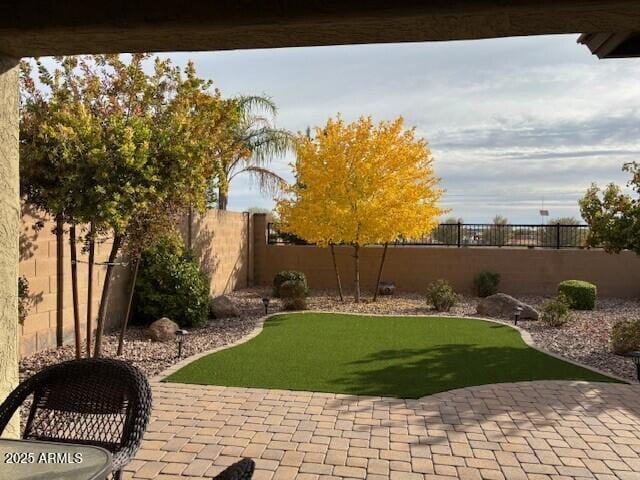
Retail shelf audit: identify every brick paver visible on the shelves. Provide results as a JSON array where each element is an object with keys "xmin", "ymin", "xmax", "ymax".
[{"xmin": 125, "ymin": 381, "xmax": 640, "ymax": 479}]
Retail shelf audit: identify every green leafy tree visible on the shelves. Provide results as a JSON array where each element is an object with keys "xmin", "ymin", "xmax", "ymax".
[
  {"xmin": 20, "ymin": 57, "xmax": 102, "ymax": 356},
  {"xmin": 88, "ymin": 55, "xmax": 229, "ymax": 356},
  {"xmin": 541, "ymin": 217, "xmax": 587, "ymax": 247},
  {"xmin": 484, "ymin": 215, "xmax": 512, "ymax": 246},
  {"xmin": 580, "ymin": 162, "xmax": 640, "ymax": 254},
  {"xmin": 21, "ymin": 55, "xmax": 226, "ymax": 357},
  {"xmin": 68, "ymin": 54, "xmax": 167, "ymax": 357},
  {"xmin": 432, "ymin": 216, "xmax": 463, "ymax": 245}
]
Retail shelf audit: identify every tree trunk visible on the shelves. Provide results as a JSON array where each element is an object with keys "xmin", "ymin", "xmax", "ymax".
[
  {"xmin": 372, "ymin": 243, "xmax": 389, "ymax": 302},
  {"xmin": 55, "ymin": 215, "xmax": 64, "ymax": 347},
  {"xmin": 218, "ymin": 185, "xmax": 228, "ymax": 210},
  {"xmin": 117, "ymin": 255, "xmax": 140, "ymax": 356},
  {"xmin": 330, "ymin": 243, "xmax": 344, "ymax": 302},
  {"xmin": 69, "ymin": 224, "xmax": 81, "ymax": 359},
  {"xmin": 354, "ymin": 244, "xmax": 360, "ymax": 303},
  {"xmin": 187, "ymin": 204, "xmax": 193, "ymax": 249},
  {"xmin": 93, "ymin": 234, "xmax": 123, "ymax": 358},
  {"xmin": 86, "ymin": 225, "xmax": 95, "ymax": 357}
]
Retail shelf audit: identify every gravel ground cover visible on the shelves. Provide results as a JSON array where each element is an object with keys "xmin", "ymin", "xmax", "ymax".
[
  {"xmin": 19, "ymin": 290, "xmax": 264, "ymax": 381},
  {"xmin": 20, "ymin": 288, "xmax": 640, "ymax": 385},
  {"xmin": 521, "ymin": 298, "xmax": 638, "ymax": 383}
]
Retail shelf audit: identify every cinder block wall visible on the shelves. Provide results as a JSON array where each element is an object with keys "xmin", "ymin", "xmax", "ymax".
[
  {"xmin": 19, "ymin": 207, "xmax": 252, "ymax": 356},
  {"xmin": 19, "ymin": 207, "xmax": 130, "ymax": 357},
  {"xmin": 22, "ymin": 210, "xmax": 640, "ymax": 357},
  {"xmin": 187, "ymin": 210, "xmax": 251, "ymax": 296},
  {"xmin": 252, "ymin": 214, "xmax": 640, "ymax": 298}
]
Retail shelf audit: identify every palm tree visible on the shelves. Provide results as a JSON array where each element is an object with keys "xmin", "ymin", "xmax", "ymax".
[{"xmin": 216, "ymin": 95, "xmax": 294, "ymax": 210}]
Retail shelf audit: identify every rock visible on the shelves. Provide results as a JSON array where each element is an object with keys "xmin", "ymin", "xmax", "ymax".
[
  {"xmin": 210, "ymin": 295, "xmax": 240, "ymax": 319},
  {"xmin": 147, "ymin": 317, "xmax": 179, "ymax": 342},
  {"xmin": 476, "ymin": 293, "xmax": 539, "ymax": 320}
]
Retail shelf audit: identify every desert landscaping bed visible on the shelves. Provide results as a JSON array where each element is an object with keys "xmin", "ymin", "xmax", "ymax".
[{"xmin": 20, "ymin": 288, "xmax": 640, "ymax": 385}]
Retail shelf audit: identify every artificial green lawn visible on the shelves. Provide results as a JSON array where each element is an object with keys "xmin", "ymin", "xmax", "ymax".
[{"xmin": 166, "ymin": 313, "xmax": 620, "ymax": 398}]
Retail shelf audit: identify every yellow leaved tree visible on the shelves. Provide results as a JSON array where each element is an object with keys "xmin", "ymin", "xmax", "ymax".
[{"xmin": 276, "ymin": 115, "xmax": 445, "ymax": 302}]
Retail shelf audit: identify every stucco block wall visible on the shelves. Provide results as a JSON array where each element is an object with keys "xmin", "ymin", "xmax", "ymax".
[
  {"xmin": 19, "ymin": 208, "xmax": 252, "ymax": 357},
  {"xmin": 19, "ymin": 211, "xmax": 640, "ymax": 359},
  {"xmin": 252, "ymin": 215, "xmax": 640, "ymax": 298},
  {"xmin": 19, "ymin": 208, "xmax": 130, "ymax": 357},
  {"xmin": 189, "ymin": 210, "xmax": 251, "ymax": 296}
]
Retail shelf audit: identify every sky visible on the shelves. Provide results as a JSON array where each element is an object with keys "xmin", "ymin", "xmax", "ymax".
[{"xmin": 163, "ymin": 35, "xmax": 639, "ymax": 222}]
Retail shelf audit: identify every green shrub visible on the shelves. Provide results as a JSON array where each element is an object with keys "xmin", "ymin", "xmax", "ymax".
[
  {"xmin": 279, "ymin": 280, "xmax": 308, "ymax": 310},
  {"xmin": 473, "ymin": 271, "xmax": 501, "ymax": 297},
  {"xmin": 610, "ymin": 319, "xmax": 640, "ymax": 355},
  {"xmin": 18, "ymin": 276, "xmax": 29, "ymax": 321},
  {"xmin": 541, "ymin": 294, "xmax": 571, "ymax": 327},
  {"xmin": 426, "ymin": 279, "xmax": 460, "ymax": 312},
  {"xmin": 273, "ymin": 271, "xmax": 308, "ymax": 297},
  {"xmin": 557, "ymin": 280, "xmax": 597, "ymax": 310},
  {"xmin": 133, "ymin": 236, "xmax": 209, "ymax": 328}
]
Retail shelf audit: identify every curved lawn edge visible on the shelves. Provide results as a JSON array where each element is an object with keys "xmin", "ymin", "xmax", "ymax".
[
  {"xmin": 476, "ymin": 317, "xmax": 629, "ymax": 384},
  {"xmin": 156, "ymin": 311, "xmax": 626, "ymax": 390}
]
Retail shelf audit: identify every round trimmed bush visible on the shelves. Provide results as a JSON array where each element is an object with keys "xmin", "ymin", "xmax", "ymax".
[
  {"xmin": 610, "ymin": 319, "xmax": 640, "ymax": 355},
  {"xmin": 426, "ymin": 279, "xmax": 460, "ymax": 312},
  {"xmin": 557, "ymin": 280, "xmax": 597, "ymax": 310},
  {"xmin": 133, "ymin": 236, "xmax": 209, "ymax": 328},
  {"xmin": 279, "ymin": 280, "xmax": 307, "ymax": 311},
  {"xmin": 473, "ymin": 271, "xmax": 501, "ymax": 298},
  {"xmin": 273, "ymin": 271, "xmax": 308, "ymax": 297}
]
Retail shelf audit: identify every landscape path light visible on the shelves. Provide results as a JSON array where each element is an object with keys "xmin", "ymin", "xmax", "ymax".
[
  {"xmin": 176, "ymin": 329, "xmax": 188, "ymax": 359},
  {"xmin": 514, "ymin": 306, "xmax": 523, "ymax": 326}
]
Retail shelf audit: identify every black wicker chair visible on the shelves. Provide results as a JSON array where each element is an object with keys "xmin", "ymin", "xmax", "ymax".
[
  {"xmin": 0, "ymin": 358, "xmax": 152, "ymax": 480},
  {"xmin": 213, "ymin": 458, "xmax": 255, "ymax": 479}
]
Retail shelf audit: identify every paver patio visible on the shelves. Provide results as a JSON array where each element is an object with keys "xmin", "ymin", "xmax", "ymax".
[{"xmin": 124, "ymin": 380, "xmax": 640, "ymax": 480}]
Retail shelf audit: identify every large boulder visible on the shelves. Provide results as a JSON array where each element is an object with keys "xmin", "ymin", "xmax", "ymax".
[
  {"xmin": 147, "ymin": 317, "xmax": 179, "ymax": 342},
  {"xmin": 210, "ymin": 295, "xmax": 240, "ymax": 319},
  {"xmin": 476, "ymin": 293, "xmax": 539, "ymax": 320}
]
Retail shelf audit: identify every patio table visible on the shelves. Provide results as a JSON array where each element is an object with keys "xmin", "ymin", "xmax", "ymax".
[{"xmin": 0, "ymin": 438, "xmax": 112, "ymax": 480}]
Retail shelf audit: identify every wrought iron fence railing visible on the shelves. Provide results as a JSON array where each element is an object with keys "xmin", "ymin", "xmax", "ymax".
[{"xmin": 267, "ymin": 222, "xmax": 592, "ymax": 249}]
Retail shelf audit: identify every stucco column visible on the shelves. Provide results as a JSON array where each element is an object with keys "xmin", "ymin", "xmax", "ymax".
[{"xmin": 0, "ymin": 56, "xmax": 20, "ymax": 438}]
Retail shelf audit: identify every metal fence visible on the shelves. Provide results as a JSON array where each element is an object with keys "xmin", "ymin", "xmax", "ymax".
[{"xmin": 267, "ymin": 222, "xmax": 592, "ymax": 249}]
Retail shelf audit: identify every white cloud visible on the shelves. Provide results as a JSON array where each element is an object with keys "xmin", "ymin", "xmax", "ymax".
[{"xmin": 144, "ymin": 36, "xmax": 640, "ymax": 220}]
